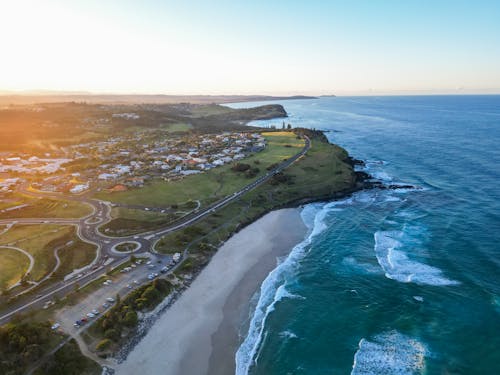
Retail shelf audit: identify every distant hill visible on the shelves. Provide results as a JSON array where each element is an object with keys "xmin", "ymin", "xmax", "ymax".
[{"xmin": 0, "ymin": 94, "xmax": 316, "ymax": 106}]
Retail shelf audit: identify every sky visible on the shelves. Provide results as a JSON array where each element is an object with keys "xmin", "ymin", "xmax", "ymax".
[{"xmin": 1, "ymin": 0, "xmax": 499, "ymax": 95}]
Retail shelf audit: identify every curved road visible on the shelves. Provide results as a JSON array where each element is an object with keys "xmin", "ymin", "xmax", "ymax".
[{"xmin": 0, "ymin": 136, "xmax": 310, "ymax": 324}]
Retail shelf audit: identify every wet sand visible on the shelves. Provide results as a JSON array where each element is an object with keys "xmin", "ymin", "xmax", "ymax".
[{"xmin": 115, "ymin": 208, "xmax": 306, "ymax": 375}]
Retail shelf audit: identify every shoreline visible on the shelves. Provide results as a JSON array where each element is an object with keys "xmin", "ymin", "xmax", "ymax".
[{"xmin": 114, "ymin": 208, "xmax": 307, "ymax": 375}]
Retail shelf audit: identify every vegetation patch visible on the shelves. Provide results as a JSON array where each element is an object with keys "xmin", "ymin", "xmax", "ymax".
[
  {"xmin": 90, "ymin": 278, "xmax": 172, "ymax": 355},
  {"xmin": 0, "ymin": 321, "xmax": 100, "ymax": 375}
]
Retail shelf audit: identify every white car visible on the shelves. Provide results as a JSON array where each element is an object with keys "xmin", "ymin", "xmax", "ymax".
[
  {"xmin": 51, "ymin": 323, "xmax": 60, "ymax": 330},
  {"xmin": 106, "ymin": 297, "xmax": 115, "ymax": 303},
  {"xmin": 91, "ymin": 309, "xmax": 100, "ymax": 315},
  {"xmin": 86, "ymin": 313, "xmax": 95, "ymax": 318}
]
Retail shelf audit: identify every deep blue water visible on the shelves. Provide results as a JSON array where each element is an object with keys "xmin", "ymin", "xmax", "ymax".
[{"xmin": 229, "ymin": 96, "xmax": 500, "ymax": 374}]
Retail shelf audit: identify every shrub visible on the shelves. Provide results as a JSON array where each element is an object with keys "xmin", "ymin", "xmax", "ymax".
[{"xmin": 96, "ymin": 339, "xmax": 112, "ymax": 352}]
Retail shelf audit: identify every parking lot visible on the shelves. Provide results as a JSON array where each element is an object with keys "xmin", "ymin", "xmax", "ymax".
[{"xmin": 54, "ymin": 254, "xmax": 177, "ymax": 335}]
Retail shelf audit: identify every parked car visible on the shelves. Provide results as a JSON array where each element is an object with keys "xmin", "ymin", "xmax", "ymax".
[{"xmin": 106, "ymin": 297, "xmax": 115, "ymax": 302}]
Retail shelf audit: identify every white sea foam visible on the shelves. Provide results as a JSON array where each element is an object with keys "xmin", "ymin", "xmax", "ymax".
[
  {"xmin": 235, "ymin": 201, "xmax": 339, "ymax": 375},
  {"xmin": 279, "ymin": 330, "xmax": 298, "ymax": 340},
  {"xmin": 351, "ymin": 331, "xmax": 428, "ymax": 375},
  {"xmin": 374, "ymin": 230, "xmax": 460, "ymax": 286}
]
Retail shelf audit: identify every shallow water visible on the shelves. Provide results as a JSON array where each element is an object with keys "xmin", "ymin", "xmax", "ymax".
[{"xmin": 229, "ymin": 96, "xmax": 500, "ymax": 374}]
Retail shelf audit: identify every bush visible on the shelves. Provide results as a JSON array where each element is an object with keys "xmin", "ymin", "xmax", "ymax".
[
  {"xmin": 96, "ymin": 339, "xmax": 112, "ymax": 352},
  {"xmin": 231, "ymin": 163, "xmax": 251, "ymax": 172},
  {"xmin": 104, "ymin": 329, "xmax": 119, "ymax": 341}
]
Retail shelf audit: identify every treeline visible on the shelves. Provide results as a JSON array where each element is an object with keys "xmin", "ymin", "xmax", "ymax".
[
  {"xmin": 92, "ymin": 278, "xmax": 172, "ymax": 353},
  {"xmin": 0, "ymin": 321, "xmax": 99, "ymax": 375}
]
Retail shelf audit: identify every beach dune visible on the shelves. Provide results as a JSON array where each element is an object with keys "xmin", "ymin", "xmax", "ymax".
[{"xmin": 115, "ymin": 208, "xmax": 307, "ymax": 375}]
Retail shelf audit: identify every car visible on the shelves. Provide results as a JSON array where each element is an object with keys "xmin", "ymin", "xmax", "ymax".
[
  {"xmin": 91, "ymin": 309, "xmax": 99, "ymax": 315},
  {"xmin": 106, "ymin": 297, "xmax": 115, "ymax": 303},
  {"xmin": 133, "ymin": 280, "xmax": 139, "ymax": 284},
  {"xmin": 131, "ymin": 264, "xmax": 136, "ymax": 268},
  {"xmin": 81, "ymin": 317, "xmax": 88, "ymax": 323},
  {"xmin": 103, "ymin": 303, "xmax": 110, "ymax": 308},
  {"xmin": 153, "ymin": 273, "xmax": 159, "ymax": 277},
  {"xmin": 86, "ymin": 313, "xmax": 95, "ymax": 318},
  {"xmin": 146, "ymin": 261, "xmax": 152, "ymax": 265},
  {"xmin": 127, "ymin": 284, "xmax": 132, "ymax": 289},
  {"xmin": 73, "ymin": 323, "xmax": 80, "ymax": 328},
  {"xmin": 51, "ymin": 323, "xmax": 60, "ymax": 330},
  {"xmin": 148, "ymin": 264, "xmax": 155, "ymax": 269},
  {"xmin": 160, "ymin": 266, "xmax": 168, "ymax": 273},
  {"xmin": 147, "ymin": 274, "xmax": 154, "ymax": 280}
]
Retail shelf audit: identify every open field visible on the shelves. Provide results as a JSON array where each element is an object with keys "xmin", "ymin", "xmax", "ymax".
[
  {"xmin": 99, "ymin": 207, "xmax": 180, "ymax": 236},
  {"xmin": 0, "ymin": 225, "xmax": 97, "ymax": 284},
  {"xmin": 0, "ymin": 247, "xmax": 30, "ymax": 290},
  {"xmin": 0, "ymin": 193, "xmax": 92, "ymax": 219},
  {"xmin": 95, "ymin": 132, "xmax": 303, "ymax": 208}
]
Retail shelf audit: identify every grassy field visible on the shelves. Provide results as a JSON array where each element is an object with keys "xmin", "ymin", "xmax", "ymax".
[
  {"xmin": 0, "ymin": 194, "xmax": 92, "ymax": 219},
  {"xmin": 163, "ymin": 123, "xmax": 192, "ymax": 132},
  {"xmin": 0, "ymin": 225, "xmax": 97, "ymax": 283},
  {"xmin": 155, "ymin": 131, "xmax": 356, "ymax": 261},
  {"xmin": 99, "ymin": 207, "xmax": 179, "ymax": 236},
  {"xmin": 95, "ymin": 132, "xmax": 303, "ymax": 208},
  {"xmin": 0, "ymin": 247, "xmax": 30, "ymax": 290}
]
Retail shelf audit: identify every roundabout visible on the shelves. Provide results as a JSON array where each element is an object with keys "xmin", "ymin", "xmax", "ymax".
[{"xmin": 111, "ymin": 241, "xmax": 141, "ymax": 254}]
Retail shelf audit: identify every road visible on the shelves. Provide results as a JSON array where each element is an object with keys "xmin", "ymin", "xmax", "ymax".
[{"xmin": 0, "ymin": 135, "xmax": 310, "ymax": 324}]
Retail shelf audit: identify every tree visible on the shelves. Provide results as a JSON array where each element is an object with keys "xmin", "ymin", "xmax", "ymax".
[{"xmin": 123, "ymin": 311, "xmax": 138, "ymax": 327}]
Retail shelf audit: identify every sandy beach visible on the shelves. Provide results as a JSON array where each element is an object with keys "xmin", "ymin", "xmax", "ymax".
[{"xmin": 115, "ymin": 208, "xmax": 306, "ymax": 375}]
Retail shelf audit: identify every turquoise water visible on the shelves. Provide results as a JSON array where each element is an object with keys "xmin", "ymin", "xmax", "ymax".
[{"xmin": 229, "ymin": 96, "xmax": 500, "ymax": 374}]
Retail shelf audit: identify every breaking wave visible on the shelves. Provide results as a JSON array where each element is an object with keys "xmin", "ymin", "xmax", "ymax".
[
  {"xmin": 351, "ymin": 331, "xmax": 428, "ymax": 375},
  {"xmin": 374, "ymin": 230, "xmax": 459, "ymax": 286}
]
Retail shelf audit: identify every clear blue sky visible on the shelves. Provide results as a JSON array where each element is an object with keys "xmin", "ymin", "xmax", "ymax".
[{"xmin": 1, "ymin": 0, "xmax": 499, "ymax": 95}]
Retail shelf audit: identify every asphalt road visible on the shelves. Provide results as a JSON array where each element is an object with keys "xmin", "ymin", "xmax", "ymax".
[{"xmin": 0, "ymin": 135, "xmax": 310, "ymax": 324}]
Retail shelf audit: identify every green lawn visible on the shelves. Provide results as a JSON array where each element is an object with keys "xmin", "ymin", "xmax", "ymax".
[
  {"xmin": 0, "ymin": 247, "xmax": 30, "ymax": 290},
  {"xmin": 95, "ymin": 132, "xmax": 303, "ymax": 208},
  {"xmin": 0, "ymin": 194, "xmax": 92, "ymax": 219},
  {"xmin": 0, "ymin": 225, "xmax": 97, "ymax": 283},
  {"xmin": 99, "ymin": 207, "xmax": 179, "ymax": 236}
]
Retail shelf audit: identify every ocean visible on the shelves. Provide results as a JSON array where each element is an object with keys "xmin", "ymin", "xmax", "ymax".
[{"xmin": 228, "ymin": 96, "xmax": 500, "ymax": 374}]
